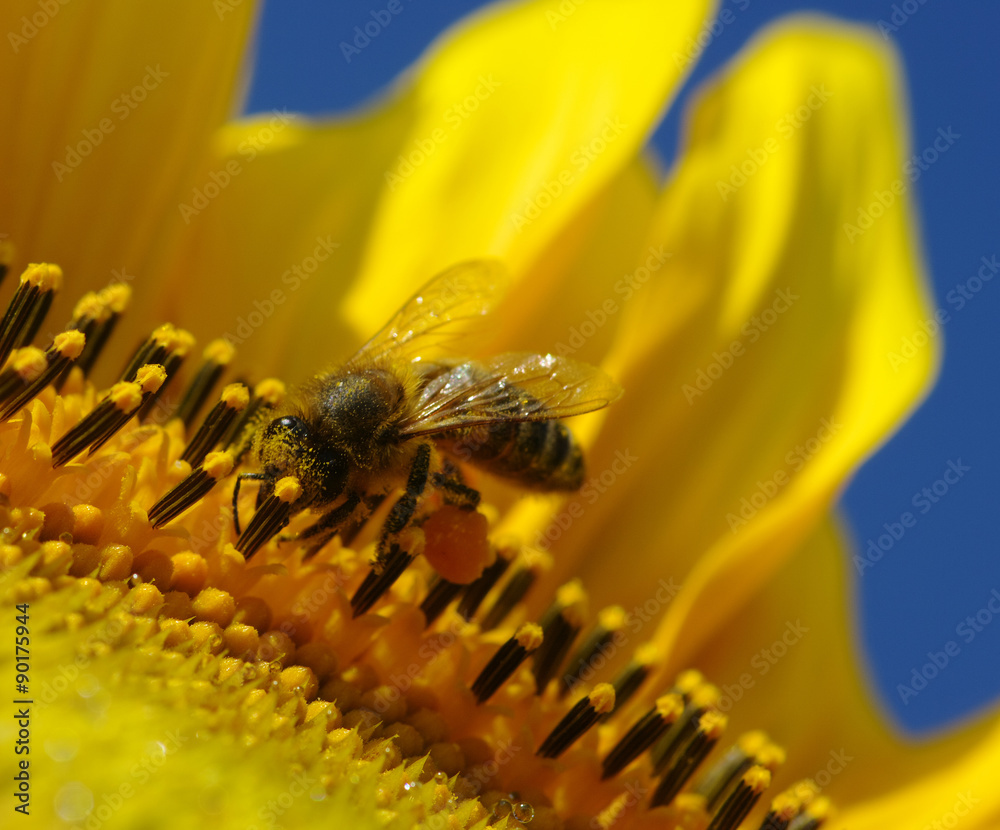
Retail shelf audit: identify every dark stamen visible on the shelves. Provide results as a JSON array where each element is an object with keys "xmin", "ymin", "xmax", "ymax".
[
  {"xmin": 0, "ymin": 264, "xmax": 61, "ymax": 366},
  {"xmin": 67, "ymin": 285, "xmax": 131, "ymax": 379},
  {"xmin": 650, "ymin": 710, "xmax": 726, "ymax": 808},
  {"xmin": 785, "ymin": 797, "xmax": 830, "ymax": 830},
  {"xmin": 235, "ymin": 475, "xmax": 301, "ymax": 559},
  {"xmin": 456, "ymin": 552, "xmax": 510, "ymax": 620},
  {"xmin": 351, "ymin": 543, "xmax": 414, "ymax": 618},
  {"xmin": 180, "ymin": 383, "xmax": 249, "ymax": 467},
  {"xmin": 223, "ymin": 378, "xmax": 286, "ymax": 462},
  {"xmin": 560, "ymin": 605, "xmax": 626, "ymax": 697},
  {"xmin": 471, "ymin": 623, "xmax": 543, "ymax": 704},
  {"xmin": 536, "ymin": 683, "xmax": 615, "ymax": 759},
  {"xmin": 756, "ymin": 783, "xmax": 818, "ymax": 830},
  {"xmin": 696, "ymin": 732, "xmax": 784, "ymax": 811},
  {"xmin": 532, "ymin": 581, "xmax": 587, "ymax": 693},
  {"xmin": 480, "ymin": 566, "xmax": 537, "ymax": 631},
  {"xmin": 0, "ymin": 240, "xmax": 12, "ymax": 288},
  {"xmin": 707, "ymin": 766, "xmax": 770, "ymax": 830},
  {"xmin": 148, "ymin": 451, "xmax": 234, "ymax": 529},
  {"xmin": 173, "ymin": 339, "xmax": 236, "ymax": 427},
  {"xmin": 133, "ymin": 329, "xmax": 194, "ymax": 423},
  {"xmin": 88, "ymin": 364, "xmax": 167, "ymax": 454},
  {"xmin": 118, "ymin": 324, "xmax": 186, "ymax": 383},
  {"xmin": 51, "ymin": 365, "xmax": 165, "ymax": 466},
  {"xmin": 0, "ymin": 332, "xmax": 85, "ymax": 421},
  {"xmin": 650, "ymin": 679, "xmax": 718, "ymax": 776},
  {"xmin": 420, "ymin": 575, "xmax": 464, "ymax": 625},
  {"xmin": 601, "ymin": 643, "xmax": 659, "ymax": 720},
  {"xmin": 601, "ymin": 692, "xmax": 684, "ymax": 780}
]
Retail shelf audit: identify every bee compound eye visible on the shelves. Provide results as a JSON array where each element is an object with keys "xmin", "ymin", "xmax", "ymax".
[{"xmin": 265, "ymin": 415, "xmax": 311, "ymax": 446}]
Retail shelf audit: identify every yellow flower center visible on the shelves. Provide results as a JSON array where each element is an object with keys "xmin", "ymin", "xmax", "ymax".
[{"xmin": 0, "ymin": 260, "xmax": 832, "ymax": 829}]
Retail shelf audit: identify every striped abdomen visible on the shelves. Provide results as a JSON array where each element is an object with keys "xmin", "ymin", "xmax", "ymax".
[{"xmin": 434, "ymin": 418, "xmax": 585, "ymax": 491}]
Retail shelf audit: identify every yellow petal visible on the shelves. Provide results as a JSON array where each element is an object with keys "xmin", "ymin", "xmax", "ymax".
[
  {"xmin": 345, "ymin": 0, "xmax": 717, "ymax": 331},
  {"xmin": 142, "ymin": 102, "xmax": 416, "ymax": 374},
  {"xmin": 0, "ymin": 0, "xmax": 258, "ymax": 327},
  {"xmin": 690, "ymin": 516, "xmax": 1000, "ymax": 829},
  {"xmin": 527, "ymin": 19, "xmax": 938, "ymax": 671},
  {"xmin": 152, "ymin": 0, "xmax": 716, "ymax": 376}
]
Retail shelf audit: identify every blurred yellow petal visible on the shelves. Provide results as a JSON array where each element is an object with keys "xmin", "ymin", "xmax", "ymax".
[
  {"xmin": 142, "ymin": 101, "xmax": 417, "ymax": 374},
  {"xmin": 524, "ymin": 19, "xmax": 938, "ymax": 675},
  {"xmin": 691, "ymin": 516, "xmax": 1000, "ymax": 829},
  {"xmin": 348, "ymin": 0, "xmax": 713, "ymax": 326},
  {"xmin": 148, "ymin": 0, "xmax": 715, "ymax": 374},
  {"xmin": 346, "ymin": 0, "xmax": 718, "ymax": 330},
  {"xmin": 0, "ymin": 0, "xmax": 258, "ymax": 327}
]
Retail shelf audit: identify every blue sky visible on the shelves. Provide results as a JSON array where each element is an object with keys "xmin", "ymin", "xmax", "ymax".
[{"xmin": 245, "ymin": 0, "xmax": 1000, "ymax": 736}]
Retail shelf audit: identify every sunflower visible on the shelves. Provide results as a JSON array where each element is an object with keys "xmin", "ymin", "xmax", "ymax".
[{"xmin": 2, "ymin": 1, "xmax": 998, "ymax": 829}]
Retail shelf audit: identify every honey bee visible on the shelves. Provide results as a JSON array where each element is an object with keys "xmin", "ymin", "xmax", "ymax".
[{"xmin": 232, "ymin": 260, "xmax": 622, "ymax": 567}]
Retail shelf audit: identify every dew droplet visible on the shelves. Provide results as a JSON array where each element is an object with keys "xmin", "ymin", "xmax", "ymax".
[
  {"xmin": 512, "ymin": 802, "xmax": 535, "ymax": 823},
  {"xmin": 54, "ymin": 782, "xmax": 93, "ymax": 821},
  {"xmin": 493, "ymin": 799, "xmax": 513, "ymax": 819},
  {"xmin": 434, "ymin": 771, "xmax": 448, "ymax": 784}
]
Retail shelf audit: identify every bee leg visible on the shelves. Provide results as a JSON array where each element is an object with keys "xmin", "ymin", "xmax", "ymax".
[
  {"xmin": 289, "ymin": 491, "xmax": 363, "ymax": 555},
  {"xmin": 376, "ymin": 442, "xmax": 431, "ymax": 570},
  {"xmin": 432, "ymin": 462, "xmax": 481, "ymax": 511},
  {"xmin": 339, "ymin": 492, "xmax": 386, "ymax": 547}
]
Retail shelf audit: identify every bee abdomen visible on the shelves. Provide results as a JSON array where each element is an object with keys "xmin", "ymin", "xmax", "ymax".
[{"xmin": 440, "ymin": 419, "xmax": 584, "ymax": 492}]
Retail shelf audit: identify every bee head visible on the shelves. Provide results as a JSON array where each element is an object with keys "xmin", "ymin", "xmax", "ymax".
[{"xmin": 255, "ymin": 415, "xmax": 349, "ymax": 507}]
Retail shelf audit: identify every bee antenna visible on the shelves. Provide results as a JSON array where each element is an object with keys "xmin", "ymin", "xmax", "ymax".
[{"xmin": 232, "ymin": 472, "xmax": 268, "ymax": 536}]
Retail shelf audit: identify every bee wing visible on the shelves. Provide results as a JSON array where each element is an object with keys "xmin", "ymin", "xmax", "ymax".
[
  {"xmin": 399, "ymin": 352, "xmax": 623, "ymax": 437},
  {"xmin": 349, "ymin": 259, "xmax": 510, "ymax": 365}
]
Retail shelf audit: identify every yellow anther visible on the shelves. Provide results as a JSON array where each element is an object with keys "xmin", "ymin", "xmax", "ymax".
[
  {"xmin": 12, "ymin": 348, "xmax": 46, "ymax": 381},
  {"xmin": 22, "ymin": 262, "xmax": 62, "ymax": 291},
  {"xmin": 221, "ymin": 383, "xmax": 250, "ymax": 410},
  {"xmin": 255, "ymin": 378, "xmax": 286, "ymax": 406},
  {"xmin": 515, "ymin": 622, "xmax": 544, "ymax": 651},
  {"xmin": 203, "ymin": 451, "xmax": 234, "ymax": 480},
  {"xmin": 54, "ymin": 330, "xmax": 86, "ymax": 359},
  {"xmin": 274, "ymin": 476, "xmax": 302, "ymax": 503},
  {"xmin": 135, "ymin": 364, "xmax": 166, "ymax": 393}
]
